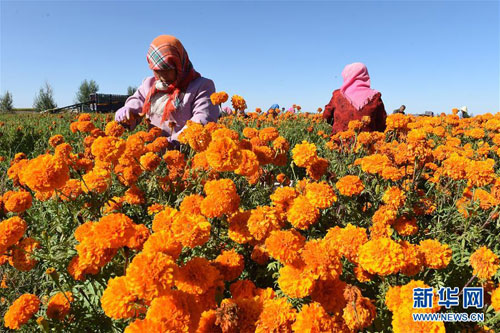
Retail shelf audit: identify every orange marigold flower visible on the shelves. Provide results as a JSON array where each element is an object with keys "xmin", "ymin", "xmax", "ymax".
[
  {"xmin": 11, "ymin": 237, "xmax": 40, "ymax": 271},
  {"xmin": 270, "ymin": 186, "xmax": 298, "ymax": 212},
  {"xmin": 125, "ymin": 252, "xmax": 177, "ymax": 302},
  {"xmin": 139, "ymin": 152, "xmax": 161, "ymax": 172},
  {"xmin": 324, "ymin": 224, "xmax": 368, "ymax": 264},
  {"xmin": 255, "ymin": 297, "xmax": 296, "ymax": 333},
  {"xmin": 258, "ymin": 127, "xmax": 279, "ymax": 142},
  {"xmin": 393, "ymin": 215, "xmax": 419, "ymax": 236},
  {"xmin": 142, "ymin": 230, "xmax": 182, "ymax": 260},
  {"xmin": 147, "ymin": 203, "xmax": 164, "ymax": 215},
  {"xmin": 491, "ymin": 286, "xmax": 500, "ymax": 311},
  {"xmin": 101, "ymin": 276, "xmax": 145, "ymax": 319},
  {"xmin": 46, "ymin": 292, "xmax": 73, "ymax": 321},
  {"xmin": 291, "ymin": 141, "xmax": 318, "ymax": 168},
  {"xmin": 247, "ymin": 206, "xmax": 283, "ymax": 241},
  {"xmin": 278, "ymin": 264, "xmax": 315, "ymax": 298},
  {"xmin": 287, "ymin": 195, "xmax": 319, "ymax": 230},
  {"xmin": 123, "ymin": 185, "xmax": 145, "ymax": 205},
  {"xmin": 242, "ymin": 127, "xmax": 259, "ymax": 139},
  {"xmin": 105, "ymin": 121, "xmax": 125, "ymax": 137},
  {"xmin": 231, "ymin": 95, "xmax": 247, "ymax": 111},
  {"xmin": 336, "ymin": 175, "xmax": 364, "ymax": 196},
  {"xmin": 305, "ymin": 181, "xmax": 336, "ymax": 209},
  {"xmin": 354, "ymin": 154, "xmax": 391, "ymax": 174},
  {"xmin": 419, "ymin": 239, "xmax": 452, "ymax": 270},
  {"xmin": 306, "ymin": 157, "xmax": 329, "ymax": 180},
  {"xmin": 205, "ymin": 136, "xmax": 242, "ymax": 172},
  {"xmin": 301, "ymin": 239, "xmax": 342, "ymax": 281},
  {"xmin": 265, "ymin": 230, "xmax": 305, "ymax": 265},
  {"xmin": 272, "ymin": 136, "xmax": 290, "ymax": 152},
  {"xmin": 342, "ymin": 286, "xmax": 376, "ymax": 331},
  {"xmin": 91, "ymin": 136, "xmax": 126, "ymax": 163},
  {"xmin": 210, "ymin": 91, "xmax": 229, "ymax": 105},
  {"xmin": 82, "ymin": 167, "xmax": 110, "ymax": 193},
  {"xmin": 171, "ymin": 212, "xmax": 211, "ymax": 248},
  {"xmin": 3, "ymin": 190, "xmax": 32, "ymax": 213},
  {"xmin": 465, "ymin": 158, "xmax": 496, "ymax": 187},
  {"xmin": 358, "ymin": 238, "xmax": 404, "ymax": 276},
  {"xmin": 0, "ymin": 216, "xmax": 27, "ymax": 256},
  {"xmin": 228, "ymin": 210, "xmax": 253, "ymax": 244},
  {"xmin": 146, "ymin": 136, "xmax": 169, "ymax": 153},
  {"xmin": 175, "ymin": 257, "xmax": 221, "ymax": 295},
  {"xmin": 292, "ymin": 302, "xmax": 334, "ymax": 332},
  {"xmin": 230, "ymin": 280, "xmax": 257, "ymax": 299},
  {"xmin": 470, "ymin": 246, "xmax": 499, "ymax": 280},
  {"xmin": 382, "ymin": 186, "xmax": 406, "ymax": 209},
  {"xmin": 197, "ymin": 310, "xmax": 220, "ymax": 333},
  {"xmin": 4, "ymin": 294, "xmax": 40, "ymax": 330},
  {"xmin": 48, "ymin": 134, "xmax": 65, "ymax": 148},
  {"xmin": 152, "ymin": 206, "xmax": 179, "ymax": 232},
  {"xmin": 20, "ymin": 154, "xmax": 69, "ymax": 193},
  {"xmin": 144, "ymin": 290, "xmax": 192, "ymax": 332},
  {"xmin": 399, "ymin": 240, "xmax": 424, "ymax": 276},
  {"xmin": 179, "ymin": 194, "xmax": 203, "ymax": 215},
  {"xmin": 213, "ymin": 249, "xmax": 245, "ymax": 281},
  {"xmin": 310, "ymin": 278, "xmax": 347, "ymax": 314},
  {"xmin": 201, "ymin": 179, "xmax": 240, "ymax": 218},
  {"xmin": 58, "ymin": 179, "xmax": 83, "ymax": 201}
]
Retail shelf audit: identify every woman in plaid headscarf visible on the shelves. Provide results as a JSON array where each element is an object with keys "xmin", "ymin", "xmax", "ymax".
[{"xmin": 115, "ymin": 35, "xmax": 219, "ymax": 144}]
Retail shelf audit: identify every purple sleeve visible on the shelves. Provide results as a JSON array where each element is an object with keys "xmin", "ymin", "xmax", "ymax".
[
  {"xmin": 170, "ymin": 79, "xmax": 220, "ymax": 142},
  {"xmin": 115, "ymin": 76, "xmax": 155, "ymax": 118}
]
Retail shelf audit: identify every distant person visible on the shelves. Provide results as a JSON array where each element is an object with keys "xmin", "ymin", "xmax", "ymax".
[
  {"xmin": 115, "ymin": 35, "xmax": 219, "ymax": 145},
  {"xmin": 460, "ymin": 106, "xmax": 470, "ymax": 118},
  {"xmin": 322, "ymin": 62, "xmax": 387, "ymax": 134},
  {"xmin": 393, "ymin": 105, "xmax": 406, "ymax": 114},
  {"xmin": 268, "ymin": 104, "xmax": 280, "ymax": 112}
]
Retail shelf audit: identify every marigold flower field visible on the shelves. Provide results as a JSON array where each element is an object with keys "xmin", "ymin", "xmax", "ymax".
[{"xmin": 0, "ymin": 104, "xmax": 499, "ymax": 332}]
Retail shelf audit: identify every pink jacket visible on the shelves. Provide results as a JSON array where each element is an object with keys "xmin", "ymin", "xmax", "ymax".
[{"xmin": 116, "ymin": 76, "xmax": 220, "ymax": 142}]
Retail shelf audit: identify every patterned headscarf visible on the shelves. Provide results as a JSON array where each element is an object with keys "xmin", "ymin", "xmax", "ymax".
[
  {"xmin": 340, "ymin": 63, "xmax": 379, "ymax": 111},
  {"xmin": 140, "ymin": 35, "xmax": 201, "ymax": 122}
]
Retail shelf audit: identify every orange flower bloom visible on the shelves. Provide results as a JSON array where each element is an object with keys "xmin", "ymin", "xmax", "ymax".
[
  {"xmin": 48, "ymin": 134, "xmax": 65, "ymax": 147},
  {"xmin": 291, "ymin": 141, "xmax": 318, "ymax": 168},
  {"xmin": 305, "ymin": 181, "xmax": 336, "ymax": 209},
  {"xmin": 105, "ymin": 121, "xmax": 125, "ymax": 137},
  {"xmin": 231, "ymin": 95, "xmax": 247, "ymax": 111},
  {"xmin": 292, "ymin": 302, "xmax": 334, "ymax": 332},
  {"xmin": 336, "ymin": 175, "xmax": 364, "ymax": 196},
  {"xmin": 213, "ymin": 249, "xmax": 245, "ymax": 281},
  {"xmin": 3, "ymin": 190, "xmax": 32, "ymax": 213},
  {"xmin": 101, "ymin": 276, "xmax": 145, "ymax": 319},
  {"xmin": 286, "ymin": 195, "xmax": 319, "ymax": 230},
  {"xmin": 358, "ymin": 238, "xmax": 404, "ymax": 276},
  {"xmin": 139, "ymin": 152, "xmax": 161, "ymax": 171},
  {"xmin": 11, "ymin": 237, "xmax": 40, "ymax": 271},
  {"xmin": 0, "ymin": 216, "xmax": 27, "ymax": 256},
  {"xmin": 419, "ymin": 239, "xmax": 452, "ymax": 270},
  {"xmin": 470, "ymin": 246, "xmax": 499, "ymax": 280},
  {"xmin": 255, "ymin": 297, "xmax": 296, "ymax": 333},
  {"xmin": 125, "ymin": 251, "xmax": 177, "ymax": 301},
  {"xmin": 46, "ymin": 292, "xmax": 74, "ymax": 321},
  {"xmin": 4, "ymin": 294, "xmax": 40, "ymax": 330},
  {"xmin": 210, "ymin": 91, "xmax": 229, "ymax": 105},
  {"xmin": 265, "ymin": 230, "xmax": 305, "ymax": 265},
  {"xmin": 175, "ymin": 257, "xmax": 221, "ymax": 295},
  {"xmin": 492, "ymin": 286, "xmax": 500, "ymax": 311},
  {"xmin": 247, "ymin": 206, "xmax": 283, "ymax": 241}
]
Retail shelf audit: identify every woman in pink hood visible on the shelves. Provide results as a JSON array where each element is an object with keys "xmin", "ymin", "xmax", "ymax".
[{"xmin": 323, "ymin": 63, "xmax": 386, "ymax": 134}]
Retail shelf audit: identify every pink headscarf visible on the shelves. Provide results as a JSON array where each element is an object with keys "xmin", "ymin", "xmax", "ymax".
[{"xmin": 340, "ymin": 63, "xmax": 379, "ymax": 110}]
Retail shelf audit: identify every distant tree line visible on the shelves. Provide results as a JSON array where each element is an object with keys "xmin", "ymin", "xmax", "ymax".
[{"xmin": 1, "ymin": 80, "xmax": 139, "ymax": 113}]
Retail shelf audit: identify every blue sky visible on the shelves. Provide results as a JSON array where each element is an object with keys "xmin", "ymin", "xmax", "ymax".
[{"xmin": 1, "ymin": 1, "xmax": 499, "ymax": 115}]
